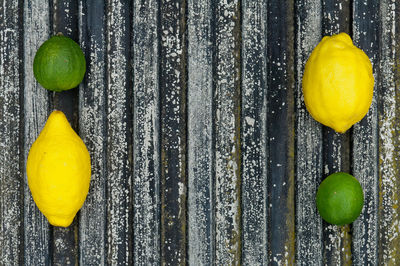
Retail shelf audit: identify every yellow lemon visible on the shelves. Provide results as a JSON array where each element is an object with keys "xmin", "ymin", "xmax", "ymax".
[
  {"xmin": 27, "ymin": 110, "xmax": 91, "ymax": 227},
  {"xmin": 302, "ymin": 32, "xmax": 374, "ymax": 133}
]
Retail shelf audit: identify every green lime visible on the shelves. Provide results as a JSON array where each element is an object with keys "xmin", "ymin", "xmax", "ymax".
[
  {"xmin": 33, "ymin": 35, "xmax": 86, "ymax": 92},
  {"xmin": 316, "ymin": 172, "xmax": 364, "ymax": 225}
]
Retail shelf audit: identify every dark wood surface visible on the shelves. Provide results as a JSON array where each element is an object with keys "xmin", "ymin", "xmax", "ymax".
[{"xmin": 1, "ymin": 0, "xmax": 399, "ymax": 265}]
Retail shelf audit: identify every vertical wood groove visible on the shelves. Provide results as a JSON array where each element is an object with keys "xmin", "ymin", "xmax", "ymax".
[
  {"xmin": 132, "ymin": 0, "xmax": 161, "ymax": 264},
  {"xmin": 0, "ymin": 1, "xmax": 23, "ymax": 265},
  {"xmin": 352, "ymin": 0, "xmax": 380, "ymax": 264},
  {"xmin": 214, "ymin": 0, "xmax": 242, "ymax": 264},
  {"xmin": 295, "ymin": 1, "xmax": 323, "ymax": 265},
  {"xmin": 105, "ymin": 0, "xmax": 133, "ymax": 264},
  {"xmin": 23, "ymin": 0, "xmax": 51, "ymax": 264},
  {"xmin": 266, "ymin": 0, "xmax": 295, "ymax": 264},
  {"xmin": 187, "ymin": 0, "xmax": 214, "ymax": 264},
  {"xmin": 377, "ymin": 0, "xmax": 400, "ymax": 264},
  {"xmin": 241, "ymin": 0, "xmax": 268, "ymax": 264},
  {"xmin": 78, "ymin": 0, "xmax": 107, "ymax": 265},
  {"xmin": 159, "ymin": 0, "xmax": 188, "ymax": 264}
]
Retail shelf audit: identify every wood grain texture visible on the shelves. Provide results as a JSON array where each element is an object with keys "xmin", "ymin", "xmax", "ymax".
[
  {"xmin": 50, "ymin": 0, "xmax": 80, "ymax": 264},
  {"xmin": 0, "ymin": 1, "xmax": 23, "ymax": 265},
  {"xmin": 352, "ymin": 0, "xmax": 380, "ymax": 264},
  {"xmin": 1, "ymin": 2, "xmax": 400, "ymax": 265},
  {"xmin": 50, "ymin": 0, "xmax": 80, "ymax": 128},
  {"xmin": 294, "ymin": 1, "xmax": 323, "ymax": 265},
  {"xmin": 23, "ymin": 0, "xmax": 51, "ymax": 264},
  {"xmin": 159, "ymin": 0, "xmax": 187, "ymax": 264},
  {"xmin": 78, "ymin": 0, "xmax": 107, "ymax": 265},
  {"xmin": 266, "ymin": 1, "xmax": 295, "ymax": 264},
  {"xmin": 187, "ymin": 0, "xmax": 214, "ymax": 265},
  {"xmin": 214, "ymin": 0, "xmax": 241, "ymax": 264},
  {"xmin": 377, "ymin": 0, "xmax": 400, "ymax": 264},
  {"xmin": 320, "ymin": 1, "xmax": 352, "ymax": 265},
  {"xmin": 105, "ymin": 0, "xmax": 133, "ymax": 264},
  {"xmin": 241, "ymin": 0, "xmax": 268, "ymax": 264},
  {"xmin": 132, "ymin": 0, "xmax": 160, "ymax": 264}
]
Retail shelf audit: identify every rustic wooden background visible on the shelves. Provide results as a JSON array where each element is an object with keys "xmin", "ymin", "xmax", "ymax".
[{"xmin": 1, "ymin": 0, "xmax": 399, "ymax": 265}]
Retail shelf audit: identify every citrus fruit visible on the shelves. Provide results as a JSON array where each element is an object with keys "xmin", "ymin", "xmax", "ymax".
[
  {"xmin": 302, "ymin": 32, "xmax": 374, "ymax": 133},
  {"xmin": 33, "ymin": 34, "xmax": 86, "ymax": 92},
  {"xmin": 316, "ymin": 172, "xmax": 364, "ymax": 225},
  {"xmin": 27, "ymin": 110, "xmax": 91, "ymax": 227}
]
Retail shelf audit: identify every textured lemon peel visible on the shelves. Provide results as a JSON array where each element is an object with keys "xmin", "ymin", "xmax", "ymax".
[
  {"xmin": 27, "ymin": 110, "xmax": 91, "ymax": 227},
  {"xmin": 302, "ymin": 32, "xmax": 374, "ymax": 133}
]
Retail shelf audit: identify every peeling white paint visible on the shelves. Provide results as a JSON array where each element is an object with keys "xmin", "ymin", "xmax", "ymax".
[
  {"xmin": 78, "ymin": 1, "xmax": 107, "ymax": 265},
  {"xmin": 22, "ymin": 1, "xmax": 51, "ymax": 265},
  {"xmin": 0, "ymin": 2, "xmax": 23, "ymax": 265},
  {"xmin": 105, "ymin": 1, "xmax": 132, "ymax": 264},
  {"xmin": 372, "ymin": 1, "xmax": 399, "ymax": 264},
  {"xmin": 295, "ymin": 1, "xmax": 323, "ymax": 265},
  {"xmin": 187, "ymin": 1, "xmax": 214, "ymax": 264},
  {"xmin": 131, "ymin": 0, "xmax": 161, "ymax": 264},
  {"xmin": 351, "ymin": 1, "xmax": 381, "ymax": 265},
  {"xmin": 214, "ymin": 1, "xmax": 241, "ymax": 265}
]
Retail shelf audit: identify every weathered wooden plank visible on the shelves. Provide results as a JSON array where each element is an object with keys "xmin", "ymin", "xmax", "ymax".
[
  {"xmin": 159, "ymin": 0, "xmax": 187, "ymax": 264},
  {"xmin": 105, "ymin": 0, "xmax": 133, "ymax": 264},
  {"xmin": 241, "ymin": 0, "xmax": 268, "ymax": 265},
  {"xmin": 23, "ymin": 0, "xmax": 51, "ymax": 264},
  {"xmin": 214, "ymin": 0, "xmax": 241, "ymax": 264},
  {"xmin": 187, "ymin": 0, "xmax": 214, "ymax": 265},
  {"xmin": 50, "ymin": 0, "xmax": 80, "ymax": 264},
  {"xmin": 78, "ymin": 0, "xmax": 107, "ymax": 265},
  {"xmin": 377, "ymin": 0, "xmax": 400, "ymax": 264},
  {"xmin": 132, "ymin": 0, "xmax": 160, "ymax": 264},
  {"xmin": 322, "ymin": 0, "xmax": 350, "ymax": 36},
  {"xmin": 50, "ymin": 0, "xmax": 80, "ymax": 128},
  {"xmin": 352, "ymin": 0, "xmax": 379, "ymax": 264},
  {"xmin": 320, "ymin": 1, "xmax": 352, "ymax": 265},
  {"xmin": 294, "ymin": 1, "xmax": 323, "ymax": 265},
  {"xmin": 266, "ymin": 0, "xmax": 295, "ymax": 265},
  {"xmin": 0, "ymin": 1, "xmax": 23, "ymax": 265}
]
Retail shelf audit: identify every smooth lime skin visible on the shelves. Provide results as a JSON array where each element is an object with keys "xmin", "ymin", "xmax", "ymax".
[
  {"xmin": 316, "ymin": 172, "xmax": 364, "ymax": 225},
  {"xmin": 33, "ymin": 35, "xmax": 86, "ymax": 92}
]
